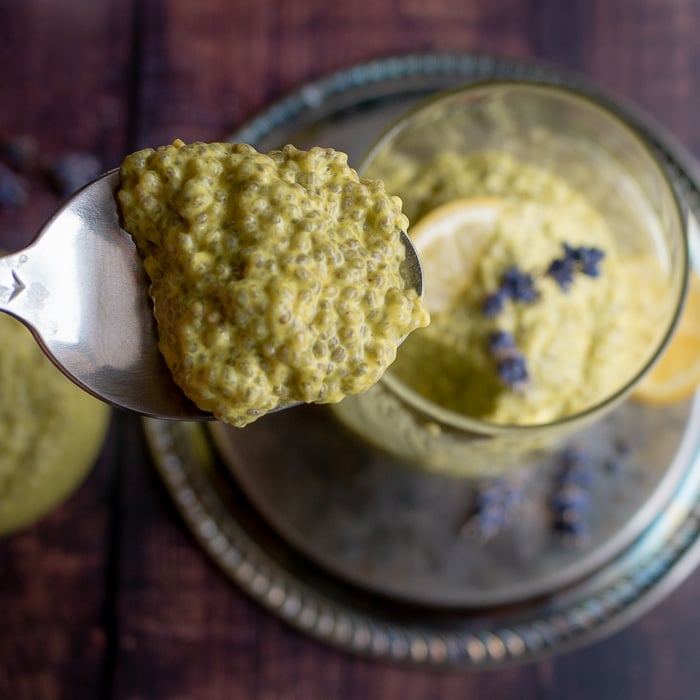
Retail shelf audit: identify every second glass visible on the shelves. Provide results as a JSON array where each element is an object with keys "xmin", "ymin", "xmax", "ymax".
[{"xmin": 332, "ymin": 81, "xmax": 688, "ymax": 477}]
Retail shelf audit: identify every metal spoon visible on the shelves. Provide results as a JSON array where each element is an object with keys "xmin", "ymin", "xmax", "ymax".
[{"xmin": 0, "ymin": 169, "xmax": 424, "ymax": 421}]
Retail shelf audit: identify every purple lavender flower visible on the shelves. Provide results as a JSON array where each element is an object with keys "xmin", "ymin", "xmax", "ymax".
[
  {"xmin": 577, "ymin": 246, "xmax": 606, "ymax": 277},
  {"xmin": 462, "ymin": 477, "xmax": 526, "ymax": 541},
  {"xmin": 547, "ymin": 243, "xmax": 605, "ymax": 290},
  {"xmin": 497, "ymin": 353, "xmax": 529, "ymax": 388},
  {"xmin": 488, "ymin": 330, "xmax": 516, "ymax": 356},
  {"xmin": 482, "ymin": 266, "xmax": 538, "ymax": 317},
  {"xmin": 483, "ymin": 289, "xmax": 507, "ymax": 317},
  {"xmin": 501, "ymin": 266, "xmax": 538, "ymax": 303},
  {"xmin": 551, "ymin": 446, "xmax": 594, "ymax": 544},
  {"xmin": 552, "ymin": 484, "xmax": 590, "ymax": 512},
  {"xmin": 546, "ymin": 257, "xmax": 576, "ymax": 290},
  {"xmin": 482, "ymin": 242, "xmax": 604, "ymax": 393}
]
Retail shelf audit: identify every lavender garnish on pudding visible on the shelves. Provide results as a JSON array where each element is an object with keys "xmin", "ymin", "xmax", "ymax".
[{"xmin": 484, "ymin": 244, "xmax": 605, "ymax": 390}]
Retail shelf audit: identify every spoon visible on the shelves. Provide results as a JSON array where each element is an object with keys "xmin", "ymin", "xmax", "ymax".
[{"xmin": 0, "ymin": 169, "xmax": 424, "ymax": 420}]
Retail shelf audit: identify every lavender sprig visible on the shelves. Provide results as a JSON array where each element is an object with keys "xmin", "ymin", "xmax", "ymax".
[
  {"xmin": 461, "ymin": 477, "xmax": 526, "ymax": 542},
  {"xmin": 483, "ymin": 242, "xmax": 605, "ymax": 392},
  {"xmin": 551, "ymin": 446, "xmax": 593, "ymax": 545}
]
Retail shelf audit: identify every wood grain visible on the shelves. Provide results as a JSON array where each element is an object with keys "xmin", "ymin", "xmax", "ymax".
[{"xmin": 1, "ymin": 0, "xmax": 700, "ymax": 698}]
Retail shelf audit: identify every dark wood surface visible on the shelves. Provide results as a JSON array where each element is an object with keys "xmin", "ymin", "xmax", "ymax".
[{"xmin": 2, "ymin": 1, "xmax": 700, "ymax": 698}]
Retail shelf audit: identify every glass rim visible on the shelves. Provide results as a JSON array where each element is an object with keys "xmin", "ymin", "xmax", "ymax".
[{"xmin": 360, "ymin": 78, "xmax": 690, "ymax": 437}]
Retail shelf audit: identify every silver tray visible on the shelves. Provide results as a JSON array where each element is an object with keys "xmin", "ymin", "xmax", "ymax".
[{"xmin": 144, "ymin": 54, "xmax": 700, "ymax": 668}]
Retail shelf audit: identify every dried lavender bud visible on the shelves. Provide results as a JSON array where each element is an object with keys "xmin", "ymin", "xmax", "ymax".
[
  {"xmin": 548, "ymin": 243, "xmax": 605, "ymax": 289},
  {"xmin": 497, "ymin": 352, "xmax": 528, "ymax": 388},
  {"xmin": 483, "ymin": 242, "xmax": 604, "ymax": 391},
  {"xmin": 562, "ymin": 243, "xmax": 578, "ymax": 260},
  {"xmin": 475, "ymin": 478, "xmax": 508, "ymax": 509},
  {"xmin": 501, "ymin": 266, "xmax": 538, "ymax": 303},
  {"xmin": 483, "ymin": 289, "xmax": 507, "ymax": 317},
  {"xmin": 546, "ymin": 256, "xmax": 576, "ymax": 290},
  {"xmin": 461, "ymin": 477, "xmax": 526, "ymax": 541},
  {"xmin": 551, "ymin": 445, "xmax": 594, "ymax": 544},
  {"xmin": 0, "ymin": 163, "xmax": 28, "ymax": 208},
  {"xmin": 488, "ymin": 330, "xmax": 516, "ymax": 356},
  {"xmin": 487, "ymin": 330, "xmax": 528, "ymax": 389},
  {"xmin": 577, "ymin": 246, "xmax": 605, "ymax": 277},
  {"xmin": 552, "ymin": 484, "xmax": 590, "ymax": 512},
  {"xmin": 472, "ymin": 503, "xmax": 506, "ymax": 539},
  {"xmin": 555, "ymin": 511, "xmax": 590, "ymax": 539},
  {"xmin": 48, "ymin": 152, "xmax": 101, "ymax": 196},
  {"xmin": 483, "ymin": 266, "xmax": 537, "ymax": 317},
  {"xmin": 557, "ymin": 446, "xmax": 594, "ymax": 487}
]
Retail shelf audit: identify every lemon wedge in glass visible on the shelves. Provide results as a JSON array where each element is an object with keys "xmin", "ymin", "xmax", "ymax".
[
  {"xmin": 635, "ymin": 271, "xmax": 700, "ymax": 404},
  {"xmin": 407, "ymin": 197, "xmax": 503, "ymax": 313}
]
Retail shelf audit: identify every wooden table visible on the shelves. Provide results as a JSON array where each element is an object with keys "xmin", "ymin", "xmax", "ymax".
[{"xmin": 2, "ymin": 1, "xmax": 700, "ymax": 697}]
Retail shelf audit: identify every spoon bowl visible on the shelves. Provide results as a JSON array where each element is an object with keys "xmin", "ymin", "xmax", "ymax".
[{"xmin": 0, "ymin": 170, "xmax": 424, "ymax": 420}]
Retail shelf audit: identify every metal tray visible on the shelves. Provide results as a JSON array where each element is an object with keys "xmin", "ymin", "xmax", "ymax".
[{"xmin": 144, "ymin": 54, "xmax": 700, "ymax": 668}]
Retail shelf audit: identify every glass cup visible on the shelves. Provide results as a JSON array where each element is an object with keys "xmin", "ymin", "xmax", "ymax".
[{"xmin": 332, "ymin": 81, "xmax": 688, "ymax": 477}]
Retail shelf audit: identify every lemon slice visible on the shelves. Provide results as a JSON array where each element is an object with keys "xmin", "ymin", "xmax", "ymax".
[
  {"xmin": 634, "ymin": 271, "xmax": 700, "ymax": 404},
  {"xmin": 409, "ymin": 197, "xmax": 504, "ymax": 312}
]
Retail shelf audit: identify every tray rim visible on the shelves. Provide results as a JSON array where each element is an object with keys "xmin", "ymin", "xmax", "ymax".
[{"xmin": 145, "ymin": 52, "xmax": 700, "ymax": 669}]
